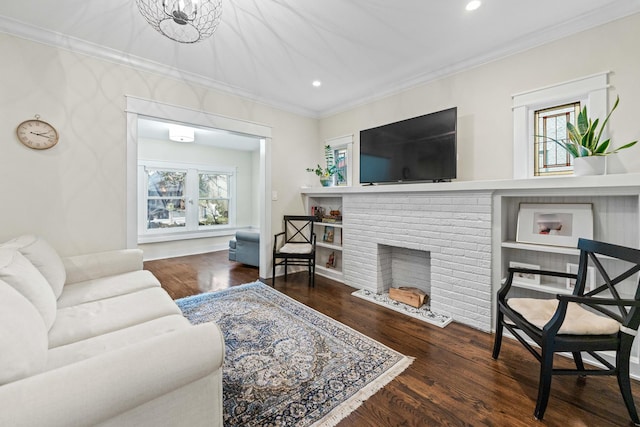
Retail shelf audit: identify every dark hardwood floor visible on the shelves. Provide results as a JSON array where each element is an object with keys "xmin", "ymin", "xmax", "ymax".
[{"xmin": 145, "ymin": 251, "xmax": 640, "ymax": 427}]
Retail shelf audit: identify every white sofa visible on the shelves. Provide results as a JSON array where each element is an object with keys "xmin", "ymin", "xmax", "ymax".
[{"xmin": 0, "ymin": 235, "xmax": 224, "ymax": 427}]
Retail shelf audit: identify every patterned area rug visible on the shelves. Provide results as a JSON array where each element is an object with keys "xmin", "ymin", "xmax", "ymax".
[{"xmin": 176, "ymin": 281, "xmax": 413, "ymax": 427}]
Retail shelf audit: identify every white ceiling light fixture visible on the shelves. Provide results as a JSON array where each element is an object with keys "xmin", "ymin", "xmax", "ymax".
[
  {"xmin": 466, "ymin": 0, "xmax": 482, "ymax": 11},
  {"xmin": 169, "ymin": 125, "xmax": 195, "ymax": 142},
  {"xmin": 136, "ymin": 0, "xmax": 223, "ymax": 44},
  {"xmin": 312, "ymin": 80, "xmax": 322, "ymax": 88}
]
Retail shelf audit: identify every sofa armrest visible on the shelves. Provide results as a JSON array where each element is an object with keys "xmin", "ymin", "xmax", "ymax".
[
  {"xmin": 0, "ymin": 322, "xmax": 224, "ymax": 427},
  {"xmin": 63, "ymin": 249, "xmax": 144, "ymax": 284}
]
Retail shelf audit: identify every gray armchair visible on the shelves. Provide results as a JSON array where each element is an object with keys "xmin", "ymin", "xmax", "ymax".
[{"xmin": 228, "ymin": 231, "xmax": 260, "ymax": 267}]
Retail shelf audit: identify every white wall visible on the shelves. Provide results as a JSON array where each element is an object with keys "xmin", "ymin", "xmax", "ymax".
[
  {"xmin": 319, "ymin": 13, "xmax": 640, "ymax": 182},
  {"xmin": 3, "ymin": 13, "xmax": 639, "ymax": 258},
  {"xmin": 0, "ymin": 33, "xmax": 318, "ymax": 257}
]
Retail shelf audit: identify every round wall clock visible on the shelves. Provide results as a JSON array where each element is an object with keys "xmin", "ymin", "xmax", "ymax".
[{"xmin": 16, "ymin": 115, "xmax": 59, "ymax": 150}]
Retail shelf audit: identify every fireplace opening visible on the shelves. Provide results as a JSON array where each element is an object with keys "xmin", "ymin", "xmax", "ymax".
[{"xmin": 378, "ymin": 245, "xmax": 431, "ymax": 296}]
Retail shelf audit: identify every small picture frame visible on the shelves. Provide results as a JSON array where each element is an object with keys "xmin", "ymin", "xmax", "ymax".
[
  {"xmin": 326, "ymin": 251, "xmax": 336, "ymax": 268},
  {"xmin": 509, "ymin": 261, "xmax": 541, "ymax": 286},
  {"xmin": 566, "ymin": 263, "xmax": 597, "ymax": 292},
  {"xmin": 516, "ymin": 203, "xmax": 593, "ymax": 248},
  {"xmin": 323, "ymin": 226, "xmax": 335, "ymax": 243}
]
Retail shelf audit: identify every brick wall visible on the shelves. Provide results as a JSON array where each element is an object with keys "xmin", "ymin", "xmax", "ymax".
[{"xmin": 343, "ymin": 191, "xmax": 493, "ymax": 331}]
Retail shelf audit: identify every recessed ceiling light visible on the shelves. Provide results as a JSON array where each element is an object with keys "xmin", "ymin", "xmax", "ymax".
[
  {"xmin": 312, "ymin": 80, "xmax": 322, "ymax": 88},
  {"xmin": 466, "ymin": 0, "xmax": 481, "ymax": 11}
]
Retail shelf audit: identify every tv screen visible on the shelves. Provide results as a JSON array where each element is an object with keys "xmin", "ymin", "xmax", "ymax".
[{"xmin": 359, "ymin": 107, "xmax": 457, "ymax": 184}]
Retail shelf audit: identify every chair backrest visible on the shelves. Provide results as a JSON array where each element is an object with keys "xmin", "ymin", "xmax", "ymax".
[
  {"xmin": 283, "ymin": 216, "xmax": 315, "ymax": 244},
  {"xmin": 576, "ymin": 238, "xmax": 640, "ymax": 329}
]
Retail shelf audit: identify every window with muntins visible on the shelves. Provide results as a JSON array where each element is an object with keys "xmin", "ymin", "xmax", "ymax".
[
  {"xmin": 333, "ymin": 147, "xmax": 348, "ymax": 186},
  {"xmin": 533, "ymin": 102, "xmax": 580, "ymax": 176},
  {"xmin": 140, "ymin": 162, "xmax": 234, "ymax": 236}
]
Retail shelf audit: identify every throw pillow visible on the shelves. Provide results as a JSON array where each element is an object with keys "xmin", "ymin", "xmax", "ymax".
[
  {"xmin": 1, "ymin": 235, "xmax": 66, "ymax": 298},
  {"xmin": 0, "ymin": 249, "xmax": 57, "ymax": 330},
  {"xmin": 0, "ymin": 279, "xmax": 48, "ymax": 385}
]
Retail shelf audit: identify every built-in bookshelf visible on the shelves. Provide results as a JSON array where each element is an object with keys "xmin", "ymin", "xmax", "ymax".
[{"xmin": 306, "ymin": 195, "xmax": 344, "ymax": 283}]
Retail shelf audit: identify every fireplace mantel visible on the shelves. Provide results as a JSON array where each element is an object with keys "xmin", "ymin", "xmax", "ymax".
[{"xmin": 301, "ymin": 173, "xmax": 640, "ymax": 196}]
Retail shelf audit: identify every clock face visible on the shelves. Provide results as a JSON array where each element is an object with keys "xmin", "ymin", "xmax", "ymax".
[{"xmin": 16, "ymin": 119, "xmax": 59, "ymax": 150}]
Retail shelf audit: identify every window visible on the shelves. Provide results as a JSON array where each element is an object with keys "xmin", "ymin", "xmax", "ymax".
[
  {"xmin": 146, "ymin": 169, "xmax": 187, "ymax": 229},
  {"xmin": 139, "ymin": 161, "xmax": 235, "ymax": 237},
  {"xmin": 512, "ymin": 72, "xmax": 609, "ymax": 179},
  {"xmin": 326, "ymin": 135, "xmax": 353, "ymax": 186},
  {"xmin": 333, "ymin": 147, "xmax": 348, "ymax": 186},
  {"xmin": 533, "ymin": 102, "xmax": 580, "ymax": 176},
  {"xmin": 198, "ymin": 173, "xmax": 230, "ymax": 226}
]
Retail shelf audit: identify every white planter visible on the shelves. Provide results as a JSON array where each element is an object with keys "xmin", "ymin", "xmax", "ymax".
[{"xmin": 573, "ymin": 156, "xmax": 606, "ymax": 176}]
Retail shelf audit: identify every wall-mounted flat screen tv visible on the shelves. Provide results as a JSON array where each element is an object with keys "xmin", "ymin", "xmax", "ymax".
[{"xmin": 359, "ymin": 107, "xmax": 457, "ymax": 184}]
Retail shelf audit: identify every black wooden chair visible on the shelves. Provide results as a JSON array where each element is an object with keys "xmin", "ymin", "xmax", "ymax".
[
  {"xmin": 272, "ymin": 215, "xmax": 317, "ymax": 287},
  {"xmin": 493, "ymin": 238, "xmax": 640, "ymax": 425}
]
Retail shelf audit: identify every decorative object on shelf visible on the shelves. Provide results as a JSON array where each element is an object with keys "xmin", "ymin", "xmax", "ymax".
[
  {"xmin": 566, "ymin": 262, "xmax": 596, "ymax": 292},
  {"xmin": 322, "ymin": 208, "xmax": 342, "ymax": 223},
  {"xmin": 516, "ymin": 203, "xmax": 593, "ymax": 248},
  {"xmin": 323, "ymin": 226, "xmax": 335, "ymax": 243},
  {"xmin": 573, "ymin": 156, "xmax": 606, "ymax": 176},
  {"xmin": 326, "ymin": 251, "xmax": 336, "ymax": 268},
  {"xmin": 310, "ymin": 206, "xmax": 325, "ymax": 221},
  {"xmin": 16, "ymin": 115, "xmax": 59, "ymax": 150},
  {"xmin": 537, "ymin": 96, "xmax": 637, "ymax": 176},
  {"xmin": 136, "ymin": 0, "xmax": 223, "ymax": 44},
  {"xmin": 509, "ymin": 261, "xmax": 541, "ymax": 286},
  {"xmin": 388, "ymin": 287, "xmax": 428, "ymax": 308},
  {"xmin": 306, "ymin": 144, "xmax": 344, "ymax": 186}
]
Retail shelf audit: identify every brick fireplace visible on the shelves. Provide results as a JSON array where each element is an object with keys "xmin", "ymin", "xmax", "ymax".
[{"xmin": 343, "ymin": 191, "xmax": 493, "ymax": 331}]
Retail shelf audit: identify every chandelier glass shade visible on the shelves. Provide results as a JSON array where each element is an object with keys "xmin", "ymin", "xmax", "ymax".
[{"xmin": 136, "ymin": 0, "xmax": 222, "ymax": 43}]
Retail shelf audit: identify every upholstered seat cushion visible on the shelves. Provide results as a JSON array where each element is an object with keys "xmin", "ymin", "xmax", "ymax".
[
  {"xmin": 48, "ymin": 287, "xmax": 182, "ymax": 348},
  {"xmin": 508, "ymin": 297, "xmax": 620, "ymax": 335},
  {"xmin": 46, "ymin": 315, "xmax": 190, "ymax": 370},
  {"xmin": 279, "ymin": 243, "xmax": 313, "ymax": 254},
  {"xmin": 56, "ymin": 270, "xmax": 161, "ymax": 309}
]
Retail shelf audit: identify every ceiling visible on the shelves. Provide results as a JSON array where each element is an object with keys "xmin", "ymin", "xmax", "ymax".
[
  {"xmin": 1, "ymin": 1, "xmax": 640, "ymax": 118},
  {"xmin": 137, "ymin": 117, "xmax": 261, "ymax": 150}
]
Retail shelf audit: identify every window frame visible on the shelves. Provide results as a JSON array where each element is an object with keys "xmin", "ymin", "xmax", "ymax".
[
  {"xmin": 512, "ymin": 72, "xmax": 609, "ymax": 179},
  {"xmin": 533, "ymin": 102, "xmax": 581, "ymax": 176},
  {"xmin": 326, "ymin": 134, "xmax": 354, "ymax": 187},
  {"xmin": 138, "ymin": 160, "xmax": 236, "ymax": 242}
]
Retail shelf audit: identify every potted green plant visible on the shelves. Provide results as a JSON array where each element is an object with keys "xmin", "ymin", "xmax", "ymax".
[
  {"xmin": 540, "ymin": 96, "xmax": 637, "ymax": 175},
  {"xmin": 306, "ymin": 145, "xmax": 343, "ymax": 186}
]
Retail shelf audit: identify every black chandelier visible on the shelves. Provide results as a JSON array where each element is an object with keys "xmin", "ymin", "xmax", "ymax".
[{"xmin": 136, "ymin": 0, "xmax": 223, "ymax": 44}]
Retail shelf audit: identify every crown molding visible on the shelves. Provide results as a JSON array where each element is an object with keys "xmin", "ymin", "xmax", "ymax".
[
  {"xmin": 318, "ymin": 5, "xmax": 640, "ymax": 119},
  {"xmin": 0, "ymin": 15, "xmax": 319, "ymax": 119},
  {"xmin": 2, "ymin": 3, "xmax": 639, "ymax": 121}
]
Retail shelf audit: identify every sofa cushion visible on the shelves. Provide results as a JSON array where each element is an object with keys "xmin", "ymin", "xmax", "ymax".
[
  {"xmin": 1, "ymin": 235, "xmax": 66, "ymax": 298},
  {"xmin": 48, "ymin": 287, "xmax": 182, "ymax": 348},
  {"xmin": 0, "ymin": 249, "xmax": 57, "ymax": 330},
  {"xmin": 0, "ymin": 279, "xmax": 48, "ymax": 385},
  {"xmin": 57, "ymin": 270, "xmax": 161, "ymax": 309},
  {"xmin": 46, "ymin": 315, "xmax": 190, "ymax": 370}
]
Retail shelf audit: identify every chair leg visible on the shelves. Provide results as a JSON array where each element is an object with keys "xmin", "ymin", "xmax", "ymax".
[
  {"xmin": 572, "ymin": 351, "xmax": 585, "ymax": 372},
  {"xmin": 617, "ymin": 339, "xmax": 640, "ymax": 425},
  {"xmin": 492, "ymin": 311, "xmax": 504, "ymax": 359},
  {"xmin": 272, "ymin": 259, "xmax": 276, "ymax": 287},
  {"xmin": 284, "ymin": 259, "xmax": 288, "ymax": 281},
  {"xmin": 534, "ymin": 347, "xmax": 554, "ymax": 421}
]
